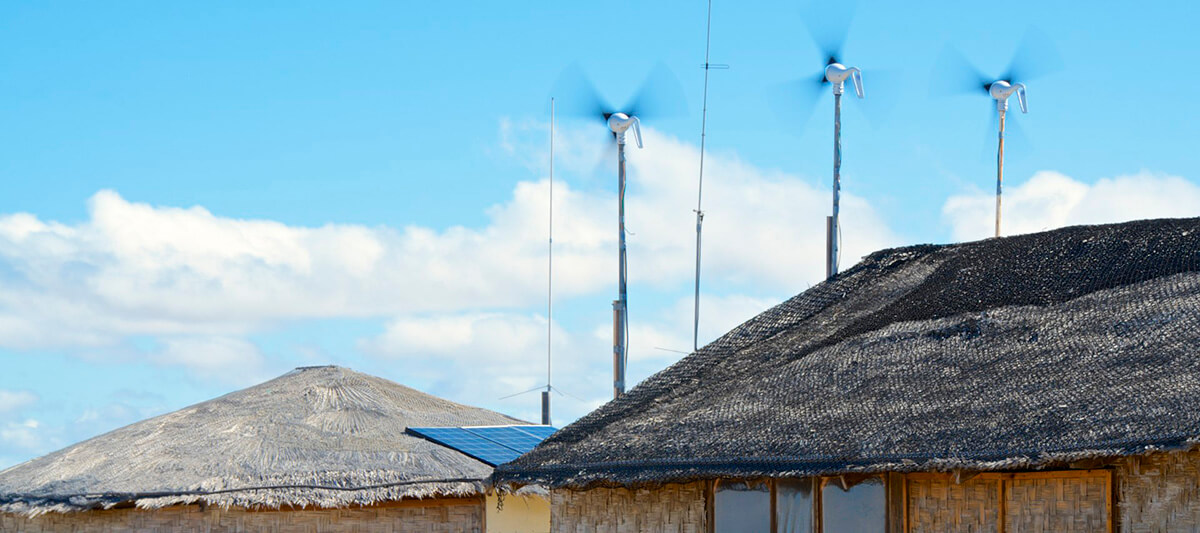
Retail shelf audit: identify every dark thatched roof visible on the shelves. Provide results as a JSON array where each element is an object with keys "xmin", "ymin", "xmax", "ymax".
[
  {"xmin": 494, "ymin": 217, "xmax": 1200, "ymax": 489},
  {"xmin": 0, "ymin": 366, "xmax": 527, "ymax": 515}
]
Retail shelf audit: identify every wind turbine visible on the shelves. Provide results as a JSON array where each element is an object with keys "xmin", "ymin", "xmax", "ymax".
[
  {"xmin": 781, "ymin": 4, "xmax": 867, "ymax": 279},
  {"xmin": 936, "ymin": 29, "xmax": 1061, "ymax": 237},
  {"xmin": 558, "ymin": 64, "xmax": 685, "ymax": 399},
  {"xmin": 987, "ymin": 80, "xmax": 1026, "ymax": 237}
]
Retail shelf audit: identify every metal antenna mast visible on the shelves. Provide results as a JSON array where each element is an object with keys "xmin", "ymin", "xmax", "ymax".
[
  {"xmin": 988, "ymin": 81, "xmax": 1026, "ymax": 237},
  {"xmin": 543, "ymin": 98, "xmax": 554, "ymax": 425},
  {"xmin": 824, "ymin": 63, "xmax": 863, "ymax": 279},
  {"xmin": 692, "ymin": 0, "xmax": 727, "ymax": 353}
]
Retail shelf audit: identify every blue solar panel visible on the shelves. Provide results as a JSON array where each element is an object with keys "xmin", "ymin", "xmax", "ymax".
[
  {"xmin": 407, "ymin": 425, "xmax": 557, "ymax": 466},
  {"xmin": 512, "ymin": 425, "xmax": 558, "ymax": 440},
  {"xmin": 407, "ymin": 427, "xmax": 519, "ymax": 467},
  {"xmin": 464, "ymin": 426, "xmax": 549, "ymax": 452}
]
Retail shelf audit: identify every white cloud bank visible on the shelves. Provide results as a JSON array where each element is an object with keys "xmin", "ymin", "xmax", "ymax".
[
  {"xmin": 361, "ymin": 291, "xmax": 781, "ymax": 424},
  {"xmin": 0, "ymin": 122, "xmax": 903, "ymax": 445},
  {"xmin": 944, "ymin": 171, "xmax": 1200, "ymax": 241},
  {"xmin": 0, "ymin": 126, "xmax": 898, "ymax": 355}
]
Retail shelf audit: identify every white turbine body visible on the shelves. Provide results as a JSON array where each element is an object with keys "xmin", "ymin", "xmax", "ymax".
[
  {"xmin": 824, "ymin": 63, "xmax": 864, "ymax": 98},
  {"xmin": 607, "ymin": 112, "xmax": 643, "ymax": 148},
  {"xmin": 988, "ymin": 80, "xmax": 1028, "ymax": 113}
]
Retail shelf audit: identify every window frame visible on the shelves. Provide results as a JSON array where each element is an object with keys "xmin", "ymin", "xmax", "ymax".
[
  {"xmin": 708, "ymin": 469, "xmax": 1113, "ymax": 533},
  {"xmin": 711, "ymin": 478, "xmax": 774, "ymax": 533},
  {"xmin": 708, "ymin": 474, "xmax": 893, "ymax": 533}
]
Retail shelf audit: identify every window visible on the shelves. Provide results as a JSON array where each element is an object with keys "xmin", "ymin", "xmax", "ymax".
[
  {"xmin": 821, "ymin": 476, "xmax": 886, "ymax": 533},
  {"xmin": 713, "ymin": 480, "xmax": 771, "ymax": 533},
  {"xmin": 711, "ymin": 475, "xmax": 888, "ymax": 533},
  {"xmin": 776, "ymin": 479, "xmax": 815, "ymax": 533}
]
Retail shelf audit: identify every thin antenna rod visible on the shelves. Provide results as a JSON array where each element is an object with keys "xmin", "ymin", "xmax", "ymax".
[
  {"xmin": 693, "ymin": 0, "xmax": 716, "ymax": 352},
  {"xmin": 995, "ymin": 108, "xmax": 1006, "ymax": 238},
  {"xmin": 543, "ymin": 98, "xmax": 554, "ymax": 425}
]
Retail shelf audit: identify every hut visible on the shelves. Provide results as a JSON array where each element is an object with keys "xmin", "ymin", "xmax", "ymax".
[
  {"xmin": 0, "ymin": 365, "xmax": 551, "ymax": 532},
  {"xmin": 494, "ymin": 217, "xmax": 1200, "ymax": 533}
]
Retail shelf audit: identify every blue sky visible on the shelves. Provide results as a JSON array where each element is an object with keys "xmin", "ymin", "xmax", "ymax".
[{"xmin": 1, "ymin": 0, "xmax": 1199, "ymax": 468}]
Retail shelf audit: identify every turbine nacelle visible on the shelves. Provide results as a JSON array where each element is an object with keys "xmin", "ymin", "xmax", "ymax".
[
  {"xmin": 607, "ymin": 112, "xmax": 643, "ymax": 148},
  {"xmin": 988, "ymin": 80, "xmax": 1027, "ymax": 113},
  {"xmin": 824, "ymin": 63, "xmax": 864, "ymax": 98}
]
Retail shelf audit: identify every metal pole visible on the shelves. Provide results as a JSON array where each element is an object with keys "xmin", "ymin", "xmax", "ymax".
[
  {"xmin": 825, "ymin": 216, "xmax": 834, "ymax": 279},
  {"xmin": 543, "ymin": 97, "xmax": 554, "ymax": 426},
  {"xmin": 692, "ymin": 211, "xmax": 703, "ymax": 351},
  {"xmin": 829, "ymin": 92, "xmax": 842, "ymax": 279},
  {"xmin": 692, "ymin": 0, "xmax": 715, "ymax": 354},
  {"xmin": 995, "ymin": 109, "xmax": 1006, "ymax": 238},
  {"xmin": 613, "ymin": 140, "xmax": 628, "ymax": 399}
]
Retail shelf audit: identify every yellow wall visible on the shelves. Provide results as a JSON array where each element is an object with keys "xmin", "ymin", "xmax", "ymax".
[{"xmin": 486, "ymin": 493, "xmax": 550, "ymax": 533}]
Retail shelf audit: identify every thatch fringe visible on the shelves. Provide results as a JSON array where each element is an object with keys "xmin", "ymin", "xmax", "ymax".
[{"xmin": 1, "ymin": 477, "xmax": 485, "ymax": 516}]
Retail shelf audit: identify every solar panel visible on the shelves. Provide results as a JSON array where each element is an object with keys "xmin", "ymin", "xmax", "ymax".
[
  {"xmin": 407, "ymin": 425, "xmax": 557, "ymax": 466},
  {"xmin": 464, "ymin": 426, "xmax": 549, "ymax": 452},
  {"xmin": 512, "ymin": 425, "xmax": 558, "ymax": 439}
]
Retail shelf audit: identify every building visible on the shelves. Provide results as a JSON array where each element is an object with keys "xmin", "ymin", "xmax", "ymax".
[
  {"xmin": 494, "ymin": 217, "xmax": 1200, "ymax": 533},
  {"xmin": 0, "ymin": 365, "xmax": 551, "ymax": 532}
]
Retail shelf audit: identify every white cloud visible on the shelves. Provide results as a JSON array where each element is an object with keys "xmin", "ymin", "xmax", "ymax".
[
  {"xmin": 361, "ymin": 312, "xmax": 602, "ymax": 423},
  {"xmin": 0, "ymin": 391, "xmax": 36, "ymax": 415},
  {"xmin": 362, "ymin": 313, "xmax": 557, "ymax": 366},
  {"xmin": 0, "ymin": 419, "xmax": 47, "ymax": 453},
  {"xmin": 623, "ymin": 130, "xmax": 898, "ymax": 292},
  {"xmin": 943, "ymin": 171, "xmax": 1200, "ymax": 242},
  {"xmin": 0, "ymin": 124, "xmax": 898, "ymax": 358},
  {"xmin": 153, "ymin": 337, "xmax": 270, "ymax": 385},
  {"xmin": 619, "ymin": 293, "xmax": 782, "ymax": 363},
  {"xmin": 359, "ymin": 291, "xmax": 782, "ymax": 425}
]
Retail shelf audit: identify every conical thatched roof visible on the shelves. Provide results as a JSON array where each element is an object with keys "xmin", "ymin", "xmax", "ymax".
[
  {"xmin": 495, "ymin": 217, "xmax": 1200, "ymax": 489},
  {"xmin": 0, "ymin": 365, "xmax": 527, "ymax": 515}
]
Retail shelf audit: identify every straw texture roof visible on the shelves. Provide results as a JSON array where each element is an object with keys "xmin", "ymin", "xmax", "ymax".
[
  {"xmin": 0, "ymin": 366, "xmax": 527, "ymax": 515},
  {"xmin": 495, "ymin": 218, "xmax": 1200, "ymax": 489}
]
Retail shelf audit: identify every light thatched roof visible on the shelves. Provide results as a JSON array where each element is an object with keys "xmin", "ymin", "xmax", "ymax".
[
  {"xmin": 495, "ymin": 217, "xmax": 1200, "ymax": 489},
  {"xmin": 0, "ymin": 365, "xmax": 527, "ymax": 515}
]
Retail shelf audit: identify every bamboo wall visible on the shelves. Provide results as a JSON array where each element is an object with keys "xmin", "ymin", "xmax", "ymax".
[
  {"xmin": 550, "ymin": 482, "xmax": 706, "ymax": 533},
  {"xmin": 0, "ymin": 498, "xmax": 483, "ymax": 533},
  {"xmin": 907, "ymin": 471, "xmax": 1110, "ymax": 533},
  {"xmin": 907, "ymin": 474, "xmax": 1001, "ymax": 532},
  {"xmin": 1117, "ymin": 449, "xmax": 1200, "ymax": 532}
]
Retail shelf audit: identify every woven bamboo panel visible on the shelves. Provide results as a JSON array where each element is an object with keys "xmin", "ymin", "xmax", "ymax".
[
  {"xmin": 1004, "ymin": 473, "xmax": 1108, "ymax": 533},
  {"xmin": 1117, "ymin": 449, "xmax": 1200, "ymax": 533},
  {"xmin": 550, "ymin": 482, "xmax": 706, "ymax": 533},
  {"xmin": 907, "ymin": 475, "xmax": 1000, "ymax": 533},
  {"xmin": 0, "ymin": 499, "xmax": 483, "ymax": 533}
]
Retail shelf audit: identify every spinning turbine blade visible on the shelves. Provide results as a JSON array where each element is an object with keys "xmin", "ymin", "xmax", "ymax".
[
  {"xmin": 769, "ymin": 73, "xmax": 826, "ymax": 136},
  {"xmin": 626, "ymin": 63, "xmax": 689, "ymax": 121},
  {"xmin": 801, "ymin": 0, "xmax": 857, "ymax": 67},
  {"xmin": 932, "ymin": 46, "xmax": 992, "ymax": 96},
  {"xmin": 1001, "ymin": 27, "xmax": 1064, "ymax": 84},
  {"xmin": 553, "ymin": 64, "xmax": 614, "ymax": 121}
]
